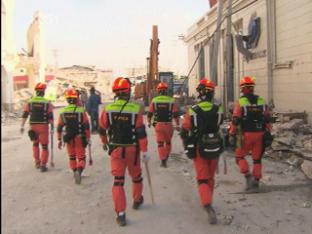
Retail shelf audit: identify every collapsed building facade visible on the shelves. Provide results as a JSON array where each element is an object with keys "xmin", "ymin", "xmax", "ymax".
[
  {"xmin": 55, "ymin": 65, "xmax": 114, "ymax": 101},
  {"xmin": 1, "ymin": 0, "xmax": 16, "ymax": 111},
  {"xmin": 1, "ymin": 1, "xmax": 54, "ymax": 110}
]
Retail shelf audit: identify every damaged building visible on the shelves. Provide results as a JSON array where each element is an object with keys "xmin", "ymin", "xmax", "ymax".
[
  {"xmin": 184, "ymin": 0, "xmax": 312, "ymax": 122},
  {"xmin": 55, "ymin": 65, "xmax": 114, "ymax": 101}
]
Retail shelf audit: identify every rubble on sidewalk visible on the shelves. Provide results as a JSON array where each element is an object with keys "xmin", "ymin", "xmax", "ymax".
[
  {"xmin": 301, "ymin": 161, "xmax": 312, "ymax": 179},
  {"xmin": 266, "ymin": 113, "xmax": 312, "ymax": 179}
]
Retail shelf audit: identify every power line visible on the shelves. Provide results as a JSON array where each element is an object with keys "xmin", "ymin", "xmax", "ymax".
[{"xmin": 180, "ymin": 0, "xmax": 259, "ymax": 95}]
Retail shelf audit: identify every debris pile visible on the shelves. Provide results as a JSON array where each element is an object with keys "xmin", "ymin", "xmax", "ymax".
[
  {"xmin": 267, "ymin": 113, "xmax": 312, "ymax": 179},
  {"xmin": 13, "ymin": 88, "xmax": 33, "ymax": 112},
  {"xmin": 1, "ymin": 110, "xmax": 22, "ymax": 125}
]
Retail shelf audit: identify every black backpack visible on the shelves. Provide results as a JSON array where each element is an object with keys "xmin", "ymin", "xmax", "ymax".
[{"xmin": 191, "ymin": 105, "xmax": 223, "ymax": 159}]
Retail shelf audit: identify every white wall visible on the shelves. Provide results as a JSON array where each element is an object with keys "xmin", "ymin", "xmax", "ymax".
[
  {"xmin": 273, "ymin": 0, "xmax": 312, "ymax": 121},
  {"xmin": 185, "ymin": 0, "xmax": 312, "ymax": 122}
]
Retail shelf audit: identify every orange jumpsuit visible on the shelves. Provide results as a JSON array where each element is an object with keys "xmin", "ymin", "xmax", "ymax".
[
  {"xmin": 99, "ymin": 100, "xmax": 148, "ymax": 213},
  {"xmin": 229, "ymin": 95, "xmax": 272, "ymax": 180},
  {"xmin": 22, "ymin": 96, "xmax": 54, "ymax": 167},
  {"xmin": 181, "ymin": 101, "xmax": 223, "ymax": 206},
  {"xmin": 57, "ymin": 104, "xmax": 90, "ymax": 171},
  {"xmin": 147, "ymin": 95, "xmax": 179, "ymax": 161}
]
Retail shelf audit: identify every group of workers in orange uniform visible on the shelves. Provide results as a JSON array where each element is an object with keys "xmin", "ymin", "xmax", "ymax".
[{"xmin": 20, "ymin": 75, "xmax": 272, "ymax": 226}]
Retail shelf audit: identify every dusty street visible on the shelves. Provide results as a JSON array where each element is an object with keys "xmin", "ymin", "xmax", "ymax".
[{"xmin": 2, "ymin": 111, "xmax": 312, "ymax": 234}]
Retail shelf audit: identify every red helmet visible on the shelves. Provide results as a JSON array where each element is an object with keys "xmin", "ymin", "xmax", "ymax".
[
  {"xmin": 34, "ymin": 82, "xmax": 47, "ymax": 91},
  {"xmin": 65, "ymin": 89, "xmax": 78, "ymax": 99},
  {"xmin": 240, "ymin": 76, "xmax": 255, "ymax": 87},
  {"xmin": 112, "ymin": 77, "xmax": 131, "ymax": 93},
  {"xmin": 156, "ymin": 82, "xmax": 168, "ymax": 91},
  {"xmin": 197, "ymin": 78, "xmax": 215, "ymax": 92}
]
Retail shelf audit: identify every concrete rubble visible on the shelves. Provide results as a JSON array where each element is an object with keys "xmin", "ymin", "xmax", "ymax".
[{"xmin": 268, "ymin": 116, "xmax": 312, "ymax": 179}]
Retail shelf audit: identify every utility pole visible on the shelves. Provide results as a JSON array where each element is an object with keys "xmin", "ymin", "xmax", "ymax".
[
  {"xmin": 210, "ymin": 0, "xmax": 223, "ymax": 84},
  {"xmin": 225, "ymin": 0, "xmax": 234, "ymax": 116},
  {"xmin": 145, "ymin": 57, "xmax": 150, "ymax": 105},
  {"xmin": 147, "ymin": 25, "xmax": 159, "ymax": 103}
]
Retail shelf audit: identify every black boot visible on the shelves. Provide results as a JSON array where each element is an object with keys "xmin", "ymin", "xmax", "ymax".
[
  {"xmin": 74, "ymin": 168, "xmax": 82, "ymax": 184},
  {"xmin": 116, "ymin": 213, "xmax": 126, "ymax": 226},
  {"xmin": 160, "ymin": 158, "xmax": 168, "ymax": 168},
  {"xmin": 251, "ymin": 177, "xmax": 260, "ymax": 191},
  {"xmin": 245, "ymin": 173, "xmax": 253, "ymax": 191},
  {"xmin": 132, "ymin": 196, "xmax": 144, "ymax": 210},
  {"xmin": 40, "ymin": 165, "xmax": 48, "ymax": 172},
  {"xmin": 204, "ymin": 204, "xmax": 217, "ymax": 224}
]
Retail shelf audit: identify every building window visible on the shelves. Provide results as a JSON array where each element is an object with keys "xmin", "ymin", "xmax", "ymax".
[{"xmin": 198, "ymin": 47, "xmax": 205, "ymax": 80}]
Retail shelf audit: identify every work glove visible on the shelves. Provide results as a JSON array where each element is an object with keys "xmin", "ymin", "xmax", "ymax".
[
  {"xmin": 20, "ymin": 127, "xmax": 24, "ymax": 135},
  {"xmin": 102, "ymin": 144, "xmax": 108, "ymax": 151},
  {"xmin": 141, "ymin": 152, "xmax": 150, "ymax": 163},
  {"xmin": 58, "ymin": 140, "xmax": 63, "ymax": 149},
  {"xmin": 175, "ymin": 126, "xmax": 181, "ymax": 132},
  {"xmin": 228, "ymin": 135, "xmax": 235, "ymax": 146}
]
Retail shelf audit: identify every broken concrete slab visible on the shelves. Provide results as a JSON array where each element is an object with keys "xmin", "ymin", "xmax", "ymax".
[
  {"xmin": 279, "ymin": 119, "xmax": 305, "ymax": 131},
  {"xmin": 276, "ymin": 111, "xmax": 307, "ymax": 123},
  {"xmin": 301, "ymin": 160, "xmax": 312, "ymax": 179},
  {"xmin": 275, "ymin": 136, "xmax": 296, "ymax": 147}
]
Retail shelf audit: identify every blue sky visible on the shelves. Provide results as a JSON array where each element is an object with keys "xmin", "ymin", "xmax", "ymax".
[{"xmin": 13, "ymin": 0, "xmax": 210, "ymax": 76}]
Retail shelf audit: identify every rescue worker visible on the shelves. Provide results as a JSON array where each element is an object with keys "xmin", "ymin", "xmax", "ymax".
[
  {"xmin": 57, "ymin": 89, "xmax": 91, "ymax": 184},
  {"xmin": 20, "ymin": 82, "xmax": 54, "ymax": 172},
  {"xmin": 229, "ymin": 76, "xmax": 272, "ymax": 191},
  {"xmin": 180, "ymin": 79, "xmax": 223, "ymax": 224},
  {"xmin": 99, "ymin": 77, "xmax": 149, "ymax": 227},
  {"xmin": 147, "ymin": 82, "xmax": 180, "ymax": 168}
]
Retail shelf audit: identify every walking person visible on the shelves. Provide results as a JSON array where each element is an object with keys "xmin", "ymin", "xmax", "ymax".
[
  {"xmin": 87, "ymin": 86, "xmax": 101, "ymax": 133},
  {"xmin": 229, "ymin": 76, "xmax": 272, "ymax": 191},
  {"xmin": 180, "ymin": 79, "xmax": 224, "ymax": 224},
  {"xmin": 20, "ymin": 82, "xmax": 54, "ymax": 172},
  {"xmin": 147, "ymin": 82, "xmax": 180, "ymax": 167},
  {"xmin": 99, "ymin": 77, "xmax": 149, "ymax": 226},
  {"xmin": 57, "ymin": 89, "xmax": 91, "ymax": 184}
]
